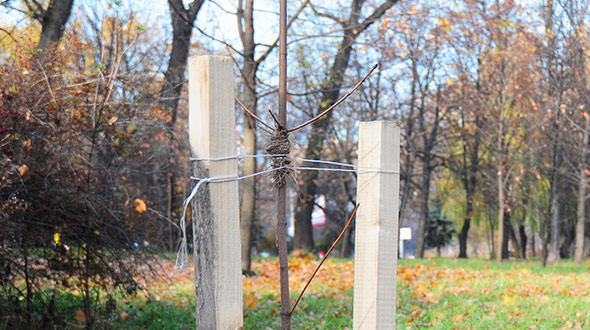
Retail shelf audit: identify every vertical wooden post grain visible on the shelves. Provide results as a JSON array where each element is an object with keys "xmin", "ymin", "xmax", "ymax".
[
  {"xmin": 353, "ymin": 121, "xmax": 400, "ymax": 330},
  {"xmin": 189, "ymin": 55, "xmax": 243, "ymax": 330}
]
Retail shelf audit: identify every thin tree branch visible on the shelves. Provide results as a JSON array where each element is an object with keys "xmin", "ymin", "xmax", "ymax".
[
  {"xmin": 0, "ymin": 3, "xmax": 29, "ymax": 16},
  {"xmin": 194, "ymin": 24, "xmax": 245, "ymax": 57},
  {"xmin": 22, "ymin": 0, "xmax": 44, "ymax": 21},
  {"xmin": 268, "ymin": 109, "xmax": 283, "ymax": 130},
  {"xmin": 309, "ymin": 2, "xmax": 345, "ymax": 26},
  {"xmin": 0, "ymin": 27, "xmax": 18, "ymax": 44},
  {"xmin": 168, "ymin": 0, "xmax": 243, "ymax": 56},
  {"xmin": 290, "ymin": 203, "xmax": 360, "ymax": 315},
  {"xmin": 234, "ymin": 97, "xmax": 274, "ymax": 131},
  {"xmin": 147, "ymin": 207, "xmax": 181, "ymax": 231},
  {"xmin": 37, "ymin": 60, "xmax": 58, "ymax": 109},
  {"xmin": 102, "ymin": 35, "xmax": 138, "ymax": 108},
  {"xmin": 356, "ymin": 0, "xmax": 400, "ymax": 35},
  {"xmin": 287, "ymin": 63, "xmax": 378, "ymax": 133}
]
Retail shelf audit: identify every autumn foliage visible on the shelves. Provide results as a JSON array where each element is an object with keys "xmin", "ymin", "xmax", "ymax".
[
  {"xmin": 0, "ymin": 20, "xmax": 170, "ymax": 328},
  {"xmin": 2, "ymin": 0, "xmax": 590, "ymax": 328}
]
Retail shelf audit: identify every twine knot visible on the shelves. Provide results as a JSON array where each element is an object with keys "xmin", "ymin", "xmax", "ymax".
[{"xmin": 264, "ymin": 129, "xmax": 293, "ymax": 187}]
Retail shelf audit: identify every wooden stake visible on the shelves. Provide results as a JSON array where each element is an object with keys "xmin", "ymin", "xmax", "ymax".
[
  {"xmin": 189, "ymin": 55, "xmax": 243, "ymax": 330},
  {"xmin": 353, "ymin": 121, "xmax": 400, "ymax": 330}
]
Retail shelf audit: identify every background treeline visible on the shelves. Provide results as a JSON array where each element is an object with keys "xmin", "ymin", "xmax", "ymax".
[{"xmin": 0, "ymin": 0, "xmax": 589, "ymax": 328}]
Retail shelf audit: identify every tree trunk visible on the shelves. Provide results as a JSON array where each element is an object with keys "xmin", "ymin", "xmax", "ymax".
[
  {"xmin": 560, "ymin": 225, "xmax": 574, "ymax": 259},
  {"xmin": 414, "ymin": 167, "xmax": 431, "ymax": 258},
  {"xmin": 496, "ymin": 171, "xmax": 505, "ymax": 261},
  {"xmin": 240, "ymin": 119, "xmax": 256, "ymax": 272},
  {"xmin": 161, "ymin": 1, "xmax": 204, "ymax": 125},
  {"xmin": 507, "ymin": 216, "xmax": 522, "ymax": 259},
  {"xmin": 455, "ymin": 112, "xmax": 480, "ymax": 259},
  {"xmin": 574, "ymin": 118, "xmax": 589, "ymax": 263},
  {"xmin": 519, "ymin": 221, "xmax": 527, "ymax": 259},
  {"xmin": 155, "ymin": 0, "xmax": 204, "ymax": 250},
  {"xmin": 398, "ymin": 153, "xmax": 414, "ymax": 228},
  {"xmin": 294, "ymin": 0, "xmax": 398, "ymax": 250},
  {"xmin": 541, "ymin": 221, "xmax": 549, "ymax": 266},
  {"xmin": 294, "ymin": 19, "xmax": 356, "ymax": 252},
  {"xmin": 458, "ymin": 217, "xmax": 471, "ymax": 258},
  {"xmin": 399, "ymin": 56, "xmax": 418, "ymax": 229},
  {"xmin": 488, "ymin": 211, "xmax": 495, "ymax": 259},
  {"xmin": 339, "ymin": 222, "xmax": 354, "ymax": 258},
  {"xmin": 543, "ymin": 0, "xmax": 562, "ymax": 265},
  {"xmin": 547, "ymin": 188, "xmax": 561, "ymax": 262},
  {"xmin": 458, "ymin": 197, "xmax": 473, "ymax": 258},
  {"xmin": 530, "ymin": 225, "xmax": 536, "ymax": 257},
  {"xmin": 502, "ymin": 210, "xmax": 510, "ymax": 259},
  {"xmin": 38, "ymin": 0, "xmax": 75, "ymax": 51},
  {"xmin": 237, "ymin": 0, "xmax": 258, "ymax": 274}
]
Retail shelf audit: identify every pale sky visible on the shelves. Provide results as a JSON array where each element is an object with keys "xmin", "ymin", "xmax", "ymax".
[{"xmin": 0, "ymin": 0, "xmax": 279, "ymax": 52}]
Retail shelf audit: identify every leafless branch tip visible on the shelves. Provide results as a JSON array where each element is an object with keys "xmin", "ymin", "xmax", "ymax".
[
  {"xmin": 287, "ymin": 63, "xmax": 379, "ymax": 133},
  {"xmin": 235, "ymin": 97, "xmax": 274, "ymax": 132}
]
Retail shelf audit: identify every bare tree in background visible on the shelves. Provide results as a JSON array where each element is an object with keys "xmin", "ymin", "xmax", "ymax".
[
  {"xmin": 1, "ymin": 0, "xmax": 75, "ymax": 52},
  {"xmin": 293, "ymin": 0, "xmax": 399, "ymax": 251},
  {"xmin": 236, "ymin": 0, "xmax": 308, "ymax": 274},
  {"xmin": 153, "ymin": 0, "xmax": 205, "ymax": 251},
  {"xmin": 161, "ymin": 0, "xmax": 205, "ymax": 125}
]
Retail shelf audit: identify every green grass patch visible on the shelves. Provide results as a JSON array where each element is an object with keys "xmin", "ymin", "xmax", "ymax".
[{"xmin": 5, "ymin": 257, "xmax": 590, "ymax": 329}]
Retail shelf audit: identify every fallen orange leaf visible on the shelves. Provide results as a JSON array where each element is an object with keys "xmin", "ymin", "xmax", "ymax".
[
  {"xmin": 134, "ymin": 198, "xmax": 147, "ymax": 213},
  {"xmin": 17, "ymin": 164, "xmax": 29, "ymax": 177},
  {"xmin": 22, "ymin": 139, "xmax": 31, "ymax": 151}
]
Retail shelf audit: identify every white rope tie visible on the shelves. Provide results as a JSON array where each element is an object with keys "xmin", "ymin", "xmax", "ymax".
[
  {"xmin": 189, "ymin": 153, "xmax": 287, "ymax": 162},
  {"xmin": 174, "ymin": 155, "xmax": 399, "ymax": 268}
]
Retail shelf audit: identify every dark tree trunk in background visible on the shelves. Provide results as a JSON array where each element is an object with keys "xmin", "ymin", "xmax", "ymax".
[
  {"xmin": 293, "ymin": 0, "xmax": 399, "ymax": 251},
  {"xmin": 153, "ymin": 0, "xmax": 204, "ymax": 250},
  {"xmin": 456, "ymin": 118, "xmax": 480, "ymax": 258},
  {"xmin": 542, "ymin": 229, "xmax": 549, "ymax": 266},
  {"xmin": 339, "ymin": 223, "xmax": 355, "ymax": 257},
  {"xmin": 414, "ymin": 166, "xmax": 431, "ymax": 258},
  {"xmin": 37, "ymin": 0, "xmax": 75, "ymax": 51},
  {"xmin": 414, "ymin": 90, "xmax": 442, "ymax": 258},
  {"xmin": 508, "ymin": 218, "xmax": 522, "ymax": 259},
  {"xmin": 455, "ymin": 84, "xmax": 481, "ymax": 258},
  {"xmin": 560, "ymin": 225, "xmax": 575, "ymax": 259},
  {"xmin": 235, "ymin": 0, "xmax": 307, "ymax": 267},
  {"xmin": 293, "ymin": 1, "xmax": 359, "ymax": 251},
  {"xmin": 458, "ymin": 203, "xmax": 472, "ymax": 258},
  {"xmin": 488, "ymin": 212, "xmax": 496, "ymax": 259},
  {"xmin": 161, "ymin": 0, "xmax": 205, "ymax": 124},
  {"xmin": 519, "ymin": 221, "xmax": 527, "ymax": 259},
  {"xmin": 574, "ymin": 119, "xmax": 589, "ymax": 263},
  {"xmin": 542, "ymin": 0, "xmax": 563, "ymax": 265},
  {"xmin": 530, "ymin": 228, "xmax": 536, "ymax": 257},
  {"xmin": 502, "ymin": 211, "xmax": 510, "ymax": 259},
  {"xmin": 547, "ymin": 180, "xmax": 562, "ymax": 262}
]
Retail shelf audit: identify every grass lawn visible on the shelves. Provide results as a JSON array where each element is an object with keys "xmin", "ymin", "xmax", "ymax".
[{"xmin": 46, "ymin": 256, "xmax": 590, "ymax": 329}]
